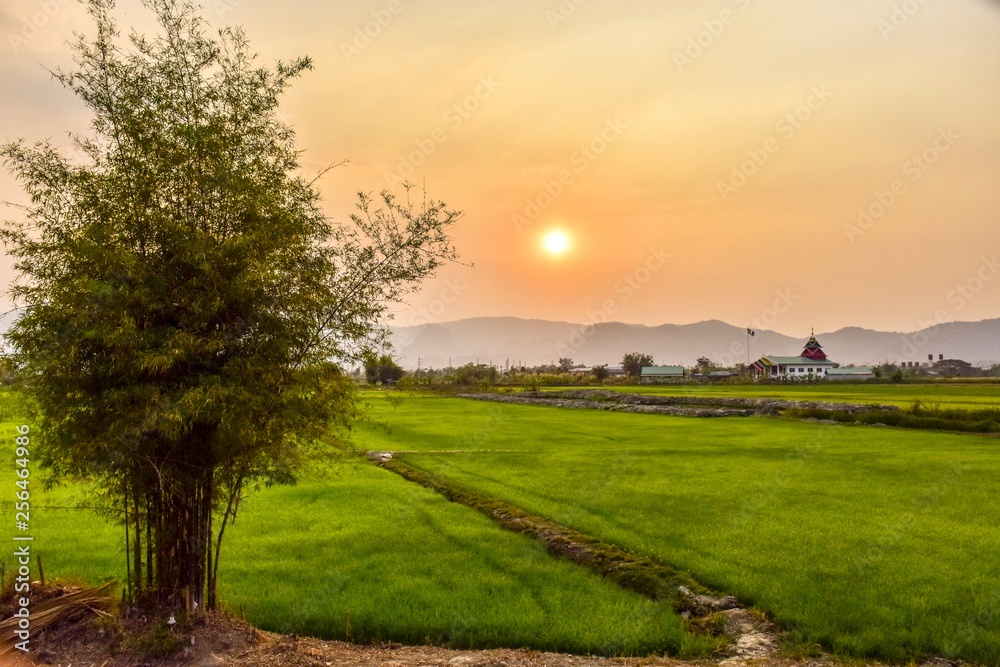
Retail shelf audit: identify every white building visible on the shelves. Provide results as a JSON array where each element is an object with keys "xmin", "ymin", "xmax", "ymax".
[{"xmin": 750, "ymin": 333, "xmax": 837, "ymax": 379}]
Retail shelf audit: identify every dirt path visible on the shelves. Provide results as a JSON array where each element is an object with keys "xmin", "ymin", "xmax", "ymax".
[{"xmin": 9, "ymin": 610, "xmax": 853, "ymax": 667}]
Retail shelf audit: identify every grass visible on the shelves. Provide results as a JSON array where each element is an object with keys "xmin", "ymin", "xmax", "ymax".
[
  {"xmin": 546, "ymin": 382, "xmax": 1000, "ymax": 410},
  {"xmin": 356, "ymin": 391, "xmax": 1000, "ymax": 666},
  {"xmin": 380, "ymin": 456, "xmax": 713, "ymax": 605},
  {"xmin": 219, "ymin": 462, "xmax": 712, "ymax": 656},
  {"xmin": 0, "ymin": 394, "xmax": 713, "ymax": 657},
  {"xmin": 785, "ymin": 402, "xmax": 1000, "ymax": 433}
]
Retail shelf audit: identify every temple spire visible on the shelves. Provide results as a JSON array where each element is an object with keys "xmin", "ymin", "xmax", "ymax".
[{"xmin": 801, "ymin": 331, "xmax": 826, "ymax": 361}]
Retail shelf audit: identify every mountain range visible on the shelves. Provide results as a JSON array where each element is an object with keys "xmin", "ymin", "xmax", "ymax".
[
  {"xmin": 389, "ymin": 317, "xmax": 1000, "ymax": 370},
  {"xmin": 3, "ymin": 309, "xmax": 996, "ymax": 371}
]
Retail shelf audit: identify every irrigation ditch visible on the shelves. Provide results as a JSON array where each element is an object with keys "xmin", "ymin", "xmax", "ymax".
[
  {"xmin": 456, "ymin": 389, "xmax": 1000, "ymax": 433},
  {"xmin": 373, "ymin": 454, "xmax": 781, "ymax": 658},
  {"xmin": 458, "ymin": 389, "xmax": 901, "ymax": 419}
]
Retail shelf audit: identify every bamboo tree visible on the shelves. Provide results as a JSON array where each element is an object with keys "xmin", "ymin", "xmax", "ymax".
[{"xmin": 2, "ymin": 0, "xmax": 459, "ymax": 611}]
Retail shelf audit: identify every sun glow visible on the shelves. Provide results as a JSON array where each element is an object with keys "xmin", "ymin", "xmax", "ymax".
[{"xmin": 543, "ymin": 229, "xmax": 571, "ymax": 257}]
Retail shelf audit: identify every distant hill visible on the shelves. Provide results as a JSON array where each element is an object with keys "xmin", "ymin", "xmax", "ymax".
[
  {"xmin": 389, "ymin": 317, "xmax": 1000, "ymax": 369},
  {"xmin": 3, "ymin": 308, "xmax": 996, "ymax": 370}
]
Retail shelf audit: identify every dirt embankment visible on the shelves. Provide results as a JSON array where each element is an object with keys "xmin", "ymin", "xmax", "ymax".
[{"xmin": 459, "ymin": 390, "xmax": 899, "ymax": 418}]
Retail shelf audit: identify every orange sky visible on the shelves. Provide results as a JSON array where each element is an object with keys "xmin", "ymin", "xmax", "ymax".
[{"xmin": 2, "ymin": 0, "xmax": 999, "ymax": 337}]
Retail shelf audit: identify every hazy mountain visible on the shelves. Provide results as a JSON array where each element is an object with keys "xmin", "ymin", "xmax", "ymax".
[
  {"xmin": 3, "ymin": 307, "xmax": 995, "ymax": 370},
  {"xmin": 389, "ymin": 317, "xmax": 1000, "ymax": 369}
]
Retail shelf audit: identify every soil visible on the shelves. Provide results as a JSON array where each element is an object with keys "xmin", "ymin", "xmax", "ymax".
[
  {"xmin": 1, "ymin": 590, "xmax": 961, "ymax": 667},
  {"xmin": 0, "ymin": 609, "xmax": 853, "ymax": 667}
]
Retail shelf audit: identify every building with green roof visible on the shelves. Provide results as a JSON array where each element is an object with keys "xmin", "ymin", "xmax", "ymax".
[
  {"xmin": 640, "ymin": 365, "xmax": 685, "ymax": 383},
  {"xmin": 750, "ymin": 332, "xmax": 837, "ymax": 379}
]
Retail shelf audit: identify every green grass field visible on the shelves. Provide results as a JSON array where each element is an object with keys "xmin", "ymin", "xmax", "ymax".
[
  {"xmin": 357, "ymin": 391, "xmax": 1000, "ymax": 666},
  {"xmin": 4, "ymin": 385, "xmax": 999, "ymax": 663},
  {"xmin": 0, "ymin": 396, "xmax": 710, "ymax": 657},
  {"xmin": 546, "ymin": 382, "xmax": 1000, "ymax": 410}
]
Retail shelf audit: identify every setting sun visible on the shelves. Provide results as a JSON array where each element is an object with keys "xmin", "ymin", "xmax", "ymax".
[{"xmin": 543, "ymin": 230, "xmax": 571, "ymax": 257}]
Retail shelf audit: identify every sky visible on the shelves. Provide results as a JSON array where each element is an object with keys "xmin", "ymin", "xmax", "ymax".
[{"xmin": 1, "ymin": 0, "xmax": 999, "ymax": 338}]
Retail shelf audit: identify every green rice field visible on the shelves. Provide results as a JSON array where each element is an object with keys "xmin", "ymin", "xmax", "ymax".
[
  {"xmin": 547, "ymin": 381, "xmax": 1000, "ymax": 410},
  {"xmin": 356, "ymin": 390, "xmax": 1000, "ymax": 665},
  {"xmin": 0, "ymin": 393, "xmax": 709, "ymax": 657},
  {"xmin": 2, "ymin": 383, "xmax": 998, "ymax": 664}
]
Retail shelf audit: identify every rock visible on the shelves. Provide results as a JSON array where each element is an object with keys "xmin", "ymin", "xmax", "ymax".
[
  {"xmin": 366, "ymin": 451, "xmax": 394, "ymax": 462},
  {"xmin": 714, "ymin": 595, "xmax": 740, "ymax": 611},
  {"xmin": 677, "ymin": 585, "xmax": 742, "ymax": 615},
  {"xmin": 920, "ymin": 659, "xmax": 958, "ymax": 667}
]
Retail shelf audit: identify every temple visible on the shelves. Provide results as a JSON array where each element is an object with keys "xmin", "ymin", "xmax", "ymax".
[{"xmin": 749, "ymin": 330, "xmax": 837, "ymax": 379}]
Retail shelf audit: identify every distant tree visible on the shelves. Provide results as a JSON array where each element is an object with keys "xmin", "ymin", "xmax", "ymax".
[
  {"xmin": 933, "ymin": 358, "xmax": 979, "ymax": 378},
  {"xmin": 364, "ymin": 357, "xmax": 380, "ymax": 384},
  {"xmin": 873, "ymin": 363, "xmax": 899, "ymax": 379},
  {"xmin": 694, "ymin": 356, "xmax": 718, "ymax": 374},
  {"xmin": 558, "ymin": 357, "xmax": 574, "ymax": 372},
  {"xmin": 0, "ymin": 355, "xmax": 17, "ymax": 385},
  {"xmin": 453, "ymin": 363, "xmax": 498, "ymax": 386},
  {"xmin": 380, "ymin": 360, "xmax": 406, "ymax": 384},
  {"xmin": 365, "ymin": 355, "xmax": 406, "ymax": 385},
  {"xmin": 592, "ymin": 364, "xmax": 610, "ymax": 382},
  {"xmin": 622, "ymin": 352, "xmax": 654, "ymax": 377},
  {"xmin": 0, "ymin": 0, "xmax": 458, "ymax": 612}
]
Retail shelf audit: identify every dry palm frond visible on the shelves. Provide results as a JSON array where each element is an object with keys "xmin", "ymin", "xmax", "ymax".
[{"xmin": 0, "ymin": 581, "xmax": 117, "ymax": 657}]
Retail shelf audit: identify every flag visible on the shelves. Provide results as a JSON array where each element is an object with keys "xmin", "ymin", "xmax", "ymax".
[{"xmin": 747, "ymin": 328, "xmax": 755, "ymax": 336}]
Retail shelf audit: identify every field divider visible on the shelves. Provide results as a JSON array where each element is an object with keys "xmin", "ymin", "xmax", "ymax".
[
  {"xmin": 376, "ymin": 454, "xmax": 739, "ymax": 618},
  {"xmin": 457, "ymin": 390, "xmax": 1000, "ymax": 434}
]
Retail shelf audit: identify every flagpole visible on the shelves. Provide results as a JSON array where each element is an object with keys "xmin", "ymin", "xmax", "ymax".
[{"xmin": 746, "ymin": 325, "xmax": 750, "ymax": 368}]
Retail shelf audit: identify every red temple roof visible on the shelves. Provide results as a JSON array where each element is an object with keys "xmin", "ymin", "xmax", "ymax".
[{"xmin": 801, "ymin": 333, "xmax": 826, "ymax": 361}]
